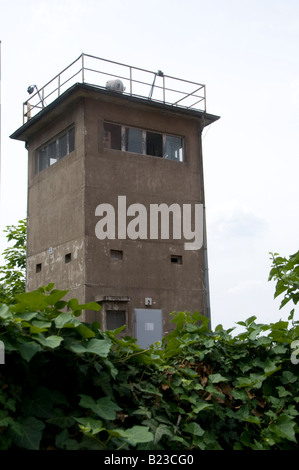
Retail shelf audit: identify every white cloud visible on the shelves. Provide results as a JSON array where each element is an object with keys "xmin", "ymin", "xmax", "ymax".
[
  {"xmin": 208, "ymin": 203, "xmax": 267, "ymax": 243},
  {"xmin": 228, "ymin": 279, "xmax": 265, "ymax": 294}
]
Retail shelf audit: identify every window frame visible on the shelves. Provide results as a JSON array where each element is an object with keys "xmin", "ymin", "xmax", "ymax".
[
  {"xmin": 36, "ymin": 126, "xmax": 75, "ymax": 173},
  {"xmin": 103, "ymin": 122, "xmax": 184, "ymax": 162},
  {"xmin": 105, "ymin": 309, "xmax": 127, "ymax": 331}
]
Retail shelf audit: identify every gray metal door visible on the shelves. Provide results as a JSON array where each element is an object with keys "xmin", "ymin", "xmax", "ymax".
[{"xmin": 134, "ymin": 309, "xmax": 162, "ymax": 348}]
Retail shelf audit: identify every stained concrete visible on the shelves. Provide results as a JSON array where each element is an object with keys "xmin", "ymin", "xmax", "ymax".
[{"xmin": 11, "ymin": 84, "xmax": 219, "ymax": 337}]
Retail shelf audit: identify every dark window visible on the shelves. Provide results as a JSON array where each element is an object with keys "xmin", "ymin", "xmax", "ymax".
[
  {"xmin": 68, "ymin": 127, "xmax": 75, "ymax": 153},
  {"xmin": 106, "ymin": 310, "xmax": 126, "ymax": 330},
  {"xmin": 65, "ymin": 253, "xmax": 72, "ymax": 264},
  {"xmin": 36, "ymin": 263, "xmax": 42, "ymax": 273},
  {"xmin": 125, "ymin": 127, "xmax": 143, "ymax": 154},
  {"xmin": 171, "ymin": 255, "xmax": 182, "ymax": 264},
  {"xmin": 103, "ymin": 123, "xmax": 122, "ymax": 150},
  {"xmin": 49, "ymin": 141, "xmax": 58, "ymax": 165},
  {"xmin": 110, "ymin": 249, "xmax": 123, "ymax": 260},
  {"xmin": 38, "ymin": 148, "xmax": 48, "ymax": 172},
  {"xmin": 146, "ymin": 131, "xmax": 163, "ymax": 157},
  {"xmin": 58, "ymin": 133, "xmax": 67, "ymax": 158},
  {"xmin": 103, "ymin": 122, "xmax": 184, "ymax": 161}
]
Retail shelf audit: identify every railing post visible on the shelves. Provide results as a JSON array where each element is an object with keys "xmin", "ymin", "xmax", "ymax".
[
  {"xmin": 82, "ymin": 54, "xmax": 85, "ymax": 83},
  {"xmin": 26, "ymin": 101, "xmax": 31, "ymax": 121},
  {"xmin": 129, "ymin": 67, "xmax": 132, "ymax": 95}
]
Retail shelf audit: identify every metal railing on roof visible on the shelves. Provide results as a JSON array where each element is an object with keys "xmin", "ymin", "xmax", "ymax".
[{"xmin": 23, "ymin": 53, "xmax": 206, "ymax": 123}]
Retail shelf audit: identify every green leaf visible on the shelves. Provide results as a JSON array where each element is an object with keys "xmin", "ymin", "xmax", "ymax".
[
  {"xmin": 86, "ymin": 338, "xmax": 111, "ymax": 357},
  {"xmin": 15, "ymin": 311, "xmax": 38, "ymax": 322},
  {"xmin": 79, "ymin": 395, "xmax": 122, "ymax": 420},
  {"xmin": 170, "ymin": 311, "xmax": 187, "ymax": 329},
  {"xmin": 32, "ymin": 320, "xmax": 52, "ymax": 329},
  {"xmin": 95, "ymin": 397, "xmax": 122, "ymax": 420},
  {"xmin": 0, "ymin": 304, "xmax": 12, "ymax": 320},
  {"xmin": 35, "ymin": 334, "xmax": 64, "ymax": 349},
  {"xmin": 29, "ymin": 325, "xmax": 49, "ymax": 334},
  {"xmin": 47, "ymin": 416, "xmax": 76, "ymax": 429},
  {"xmin": 270, "ymin": 414, "xmax": 297, "ymax": 443},
  {"xmin": 270, "ymin": 320, "xmax": 289, "ymax": 330},
  {"xmin": 113, "ymin": 425, "xmax": 154, "ymax": 445},
  {"xmin": 67, "ymin": 298, "xmax": 79, "ymax": 311},
  {"xmin": 192, "ymin": 401, "xmax": 213, "ymax": 414},
  {"xmin": 75, "ymin": 417, "xmax": 105, "ymax": 434},
  {"xmin": 281, "ymin": 371, "xmax": 297, "ymax": 384},
  {"xmin": 126, "ymin": 425, "xmax": 154, "ymax": 445},
  {"xmin": 264, "ymin": 358, "xmax": 281, "ymax": 377},
  {"xmin": 46, "ymin": 289, "xmax": 69, "ymax": 305},
  {"xmin": 276, "ymin": 386, "xmax": 291, "ymax": 398},
  {"xmin": 14, "ymin": 291, "xmax": 49, "ymax": 311},
  {"xmin": 132, "ymin": 406, "xmax": 152, "ymax": 420},
  {"xmin": 55, "ymin": 429, "xmax": 80, "ymax": 450},
  {"xmin": 45, "ymin": 282, "xmax": 55, "ymax": 291},
  {"xmin": 76, "ymin": 324, "xmax": 96, "ymax": 339},
  {"xmin": 68, "ymin": 341, "xmax": 87, "ymax": 355},
  {"xmin": 209, "ymin": 373, "xmax": 228, "ymax": 383},
  {"xmin": 19, "ymin": 341, "xmax": 42, "ymax": 362},
  {"xmin": 54, "ymin": 312, "xmax": 78, "ymax": 328},
  {"xmin": 79, "ymin": 301, "xmax": 101, "ymax": 312},
  {"xmin": 153, "ymin": 424, "xmax": 173, "ymax": 444},
  {"xmin": 78, "ymin": 394, "xmax": 97, "ymax": 412},
  {"xmin": 183, "ymin": 422, "xmax": 205, "ymax": 437},
  {"xmin": 11, "ymin": 417, "xmax": 45, "ymax": 450},
  {"xmin": 23, "ymin": 387, "xmax": 54, "ymax": 418}
]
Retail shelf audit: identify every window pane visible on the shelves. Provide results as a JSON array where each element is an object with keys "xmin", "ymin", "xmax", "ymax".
[
  {"xmin": 68, "ymin": 128, "xmax": 75, "ymax": 153},
  {"xmin": 125, "ymin": 127, "xmax": 143, "ymax": 154},
  {"xmin": 146, "ymin": 131, "xmax": 163, "ymax": 157},
  {"xmin": 38, "ymin": 148, "xmax": 48, "ymax": 171},
  {"xmin": 165, "ymin": 135, "xmax": 183, "ymax": 162},
  {"xmin": 49, "ymin": 141, "xmax": 57, "ymax": 166},
  {"xmin": 104, "ymin": 123, "xmax": 122, "ymax": 150},
  {"xmin": 106, "ymin": 310, "xmax": 126, "ymax": 330},
  {"xmin": 58, "ymin": 134, "xmax": 67, "ymax": 158}
]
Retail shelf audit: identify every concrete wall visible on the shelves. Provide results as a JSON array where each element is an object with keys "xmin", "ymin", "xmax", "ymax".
[
  {"xmin": 24, "ymin": 88, "xmax": 208, "ymax": 336},
  {"xmin": 82, "ymin": 96, "xmax": 206, "ymax": 334},
  {"xmin": 26, "ymin": 100, "xmax": 86, "ymax": 303}
]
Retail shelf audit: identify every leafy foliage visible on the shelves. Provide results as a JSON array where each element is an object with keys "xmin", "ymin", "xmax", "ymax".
[
  {"xmin": 0, "ymin": 282, "xmax": 298, "ymax": 450},
  {"xmin": 0, "ymin": 226, "xmax": 298, "ymax": 450},
  {"xmin": 0, "ymin": 219, "xmax": 27, "ymax": 304},
  {"xmin": 269, "ymin": 250, "xmax": 299, "ymax": 310}
]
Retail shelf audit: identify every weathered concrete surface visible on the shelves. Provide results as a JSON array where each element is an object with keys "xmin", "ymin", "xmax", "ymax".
[{"xmin": 12, "ymin": 85, "xmax": 219, "ymax": 337}]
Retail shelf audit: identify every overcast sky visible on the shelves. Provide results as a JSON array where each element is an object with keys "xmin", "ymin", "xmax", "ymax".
[{"xmin": 0, "ymin": 0, "xmax": 298, "ymax": 331}]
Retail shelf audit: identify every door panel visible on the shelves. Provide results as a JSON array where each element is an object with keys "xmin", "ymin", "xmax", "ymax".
[{"xmin": 134, "ymin": 309, "xmax": 162, "ymax": 348}]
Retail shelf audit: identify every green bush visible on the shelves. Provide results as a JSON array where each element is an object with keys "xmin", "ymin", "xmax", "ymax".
[
  {"xmin": 0, "ymin": 219, "xmax": 27, "ymax": 304},
  {"xmin": 0, "ymin": 281, "xmax": 298, "ymax": 450}
]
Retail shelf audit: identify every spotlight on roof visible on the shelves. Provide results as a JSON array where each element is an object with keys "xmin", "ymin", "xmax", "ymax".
[{"xmin": 27, "ymin": 85, "xmax": 37, "ymax": 94}]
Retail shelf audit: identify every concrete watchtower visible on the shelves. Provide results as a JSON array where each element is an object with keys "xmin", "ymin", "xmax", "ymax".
[{"xmin": 10, "ymin": 54, "xmax": 219, "ymax": 347}]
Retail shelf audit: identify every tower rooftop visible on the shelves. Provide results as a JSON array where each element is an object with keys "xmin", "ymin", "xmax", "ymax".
[{"xmin": 10, "ymin": 53, "xmax": 220, "ymax": 141}]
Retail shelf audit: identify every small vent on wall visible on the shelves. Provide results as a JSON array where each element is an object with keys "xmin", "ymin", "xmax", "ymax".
[
  {"xmin": 36, "ymin": 263, "xmax": 42, "ymax": 273},
  {"xmin": 110, "ymin": 250, "xmax": 123, "ymax": 260},
  {"xmin": 65, "ymin": 253, "xmax": 72, "ymax": 264},
  {"xmin": 171, "ymin": 255, "xmax": 182, "ymax": 265}
]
